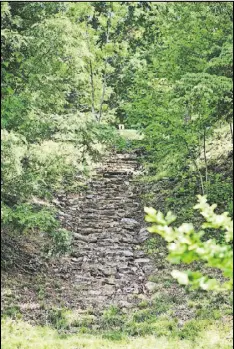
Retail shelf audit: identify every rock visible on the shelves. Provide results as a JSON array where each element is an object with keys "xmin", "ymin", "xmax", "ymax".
[
  {"xmin": 71, "ymin": 257, "xmax": 83, "ymax": 263},
  {"xmin": 131, "ymin": 267, "xmax": 138, "ymax": 273},
  {"xmin": 89, "ymin": 290, "xmax": 102, "ymax": 296},
  {"xmin": 50, "ymin": 151, "xmax": 155, "ymax": 309},
  {"xmin": 138, "ymin": 228, "xmax": 149, "ymax": 242},
  {"xmin": 102, "ymin": 284, "xmax": 115, "ymax": 295},
  {"xmin": 98, "ymin": 266, "xmax": 116, "ymax": 276},
  {"xmin": 121, "ymin": 218, "xmax": 140, "ymax": 226},
  {"xmin": 145, "ymin": 281, "xmax": 157, "ymax": 292},
  {"xmin": 73, "ymin": 233, "xmax": 98, "ymax": 243},
  {"xmin": 135, "ymin": 258, "xmax": 151, "ymax": 264},
  {"xmin": 120, "ymin": 235, "xmax": 134, "ymax": 243},
  {"xmin": 134, "ymin": 250, "xmax": 145, "ymax": 258},
  {"xmin": 118, "ymin": 267, "xmax": 130, "ymax": 274},
  {"xmin": 52, "ymin": 198, "xmax": 61, "ymax": 205},
  {"xmin": 121, "ymin": 250, "xmax": 134, "ymax": 257}
]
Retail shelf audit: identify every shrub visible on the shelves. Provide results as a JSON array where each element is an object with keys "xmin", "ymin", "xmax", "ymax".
[{"xmin": 145, "ymin": 195, "xmax": 233, "ymax": 291}]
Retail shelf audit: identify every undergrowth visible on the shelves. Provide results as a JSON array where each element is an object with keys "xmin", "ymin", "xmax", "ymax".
[{"xmin": 1, "ymin": 317, "xmax": 232, "ymax": 349}]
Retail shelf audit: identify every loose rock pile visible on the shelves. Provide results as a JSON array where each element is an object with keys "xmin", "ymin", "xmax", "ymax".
[{"xmin": 54, "ymin": 151, "xmax": 154, "ymax": 309}]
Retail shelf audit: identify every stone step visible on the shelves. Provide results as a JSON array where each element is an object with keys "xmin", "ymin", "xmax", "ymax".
[{"xmin": 52, "ymin": 151, "xmax": 154, "ymax": 311}]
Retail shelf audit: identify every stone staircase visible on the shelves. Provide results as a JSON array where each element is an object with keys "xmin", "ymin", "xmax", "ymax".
[{"xmin": 55, "ymin": 151, "xmax": 153, "ymax": 310}]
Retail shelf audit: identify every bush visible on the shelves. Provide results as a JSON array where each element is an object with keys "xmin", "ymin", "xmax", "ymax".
[{"xmin": 145, "ymin": 195, "xmax": 233, "ymax": 291}]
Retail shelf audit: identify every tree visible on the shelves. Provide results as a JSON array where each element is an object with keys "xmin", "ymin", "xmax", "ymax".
[
  {"xmin": 1, "ymin": 2, "xmax": 233, "ymax": 254},
  {"xmin": 1, "ymin": 1, "xmax": 120, "ymax": 253},
  {"xmin": 119, "ymin": 2, "xmax": 233, "ymax": 198}
]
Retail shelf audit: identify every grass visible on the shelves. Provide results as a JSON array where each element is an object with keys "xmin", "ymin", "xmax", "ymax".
[
  {"xmin": 1, "ymin": 317, "xmax": 232, "ymax": 349},
  {"xmin": 198, "ymin": 123, "xmax": 232, "ymax": 164},
  {"xmin": 118, "ymin": 129, "xmax": 144, "ymax": 140}
]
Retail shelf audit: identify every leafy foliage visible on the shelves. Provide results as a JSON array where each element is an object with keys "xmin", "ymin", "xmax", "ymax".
[
  {"xmin": 1, "ymin": 2, "xmax": 125, "ymax": 252},
  {"xmin": 145, "ymin": 195, "xmax": 233, "ymax": 291},
  {"xmin": 1, "ymin": 2, "xmax": 233, "ymax": 256},
  {"xmin": 120, "ymin": 3, "xmax": 233, "ymax": 198}
]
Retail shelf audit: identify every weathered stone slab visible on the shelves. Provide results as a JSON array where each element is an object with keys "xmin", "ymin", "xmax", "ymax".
[{"xmin": 54, "ymin": 151, "xmax": 154, "ymax": 309}]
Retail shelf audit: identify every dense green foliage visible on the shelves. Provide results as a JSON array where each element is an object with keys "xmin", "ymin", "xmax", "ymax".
[
  {"xmin": 1, "ymin": 2, "xmax": 126, "ymax": 251},
  {"xmin": 1, "ymin": 3, "xmax": 233, "ymax": 347},
  {"xmin": 119, "ymin": 3, "xmax": 233, "ymax": 219},
  {"xmin": 145, "ymin": 195, "xmax": 233, "ymax": 291},
  {"xmin": 1, "ymin": 2, "xmax": 233, "ymax": 251}
]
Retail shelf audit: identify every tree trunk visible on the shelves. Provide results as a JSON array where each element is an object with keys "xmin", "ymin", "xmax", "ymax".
[
  {"xmin": 198, "ymin": 133, "xmax": 202, "ymax": 158},
  {"xmin": 98, "ymin": 11, "xmax": 111, "ymax": 123},
  {"xmin": 193, "ymin": 158, "xmax": 205, "ymax": 195},
  {"xmin": 89, "ymin": 60, "xmax": 96, "ymax": 120},
  {"xmin": 203, "ymin": 128, "xmax": 208, "ymax": 182},
  {"xmin": 230, "ymin": 123, "xmax": 233, "ymax": 143},
  {"xmin": 181, "ymin": 136, "xmax": 205, "ymax": 195},
  {"xmin": 85, "ymin": 25, "xmax": 97, "ymax": 121},
  {"xmin": 98, "ymin": 59, "xmax": 108, "ymax": 123}
]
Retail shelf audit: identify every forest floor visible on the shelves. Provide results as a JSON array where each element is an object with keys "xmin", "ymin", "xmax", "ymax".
[
  {"xmin": 1, "ymin": 125, "xmax": 233, "ymax": 348},
  {"xmin": 1, "ymin": 205, "xmax": 233, "ymax": 348}
]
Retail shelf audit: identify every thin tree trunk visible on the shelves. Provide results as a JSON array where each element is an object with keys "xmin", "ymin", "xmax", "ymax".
[
  {"xmin": 98, "ymin": 11, "xmax": 111, "ymax": 123},
  {"xmin": 85, "ymin": 25, "xmax": 97, "ymax": 121},
  {"xmin": 203, "ymin": 128, "xmax": 208, "ymax": 182},
  {"xmin": 180, "ymin": 136, "xmax": 205, "ymax": 195},
  {"xmin": 89, "ymin": 60, "xmax": 96, "ymax": 120},
  {"xmin": 192, "ymin": 157, "xmax": 205, "ymax": 195},
  {"xmin": 230, "ymin": 123, "xmax": 233, "ymax": 143},
  {"xmin": 198, "ymin": 132, "xmax": 202, "ymax": 158},
  {"xmin": 98, "ymin": 59, "xmax": 108, "ymax": 123}
]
